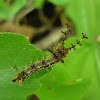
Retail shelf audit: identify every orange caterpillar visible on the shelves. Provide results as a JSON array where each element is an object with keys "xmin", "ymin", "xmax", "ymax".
[{"xmin": 12, "ymin": 23, "xmax": 88, "ymax": 85}]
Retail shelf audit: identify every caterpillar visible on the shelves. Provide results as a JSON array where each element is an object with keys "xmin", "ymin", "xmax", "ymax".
[{"xmin": 12, "ymin": 23, "xmax": 88, "ymax": 85}]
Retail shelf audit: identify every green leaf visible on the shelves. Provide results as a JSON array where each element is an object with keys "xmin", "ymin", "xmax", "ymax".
[
  {"xmin": 0, "ymin": 33, "xmax": 49, "ymax": 100},
  {"xmin": 9, "ymin": 0, "xmax": 27, "ymax": 18},
  {"xmin": 0, "ymin": 1, "xmax": 9, "ymax": 20},
  {"xmin": 0, "ymin": 33, "xmax": 46, "ymax": 71},
  {"xmin": 36, "ymin": 64, "xmax": 91, "ymax": 100},
  {"xmin": 65, "ymin": 0, "xmax": 98, "ymax": 43},
  {"xmin": 0, "ymin": 69, "xmax": 41, "ymax": 100},
  {"xmin": 35, "ymin": 37, "xmax": 100, "ymax": 100},
  {"xmin": 64, "ymin": 38, "xmax": 100, "ymax": 100},
  {"xmin": 48, "ymin": 0, "xmax": 69, "ymax": 6},
  {"xmin": 34, "ymin": 0, "xmax": 45, "ymax": 8}
]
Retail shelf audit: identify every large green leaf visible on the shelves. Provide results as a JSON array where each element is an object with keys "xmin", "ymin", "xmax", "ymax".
[
  {"xmin": 35, "ymin": 38, "xmax": 91, "ymax": 100},
  {"xmin": 36, "ymin": 62, "xmax": 91, "ymax": 100},
  {"xmin": 65, "ymin": 39, "xmax": 100, "ymax": 100},
  {"xmin": 35, "ymin": 37, "xmax": 100, "ymax": 100},
  {"xmin": 0, "ymin": 33, "xmax": 50, "ymax": 100}
]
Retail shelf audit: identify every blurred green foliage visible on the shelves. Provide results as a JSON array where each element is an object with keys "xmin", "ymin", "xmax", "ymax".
[
  {"xmin": 34, "ymin": 0, "xmax": 45, "ymax": 8},
  {"xmin": 9, "ymin": 0, "xmax": 27, "ymax": 18},
  {"xmin": 0, "ymin": 0, "xmax": 9, "ymax": 19},
  {"xmin": 0, "ymin": 0, "xmax": 27, "ymax": 20},
  {"xmin": 0, "ymin": 0, "xmax": 100, "ymax": 100}
]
